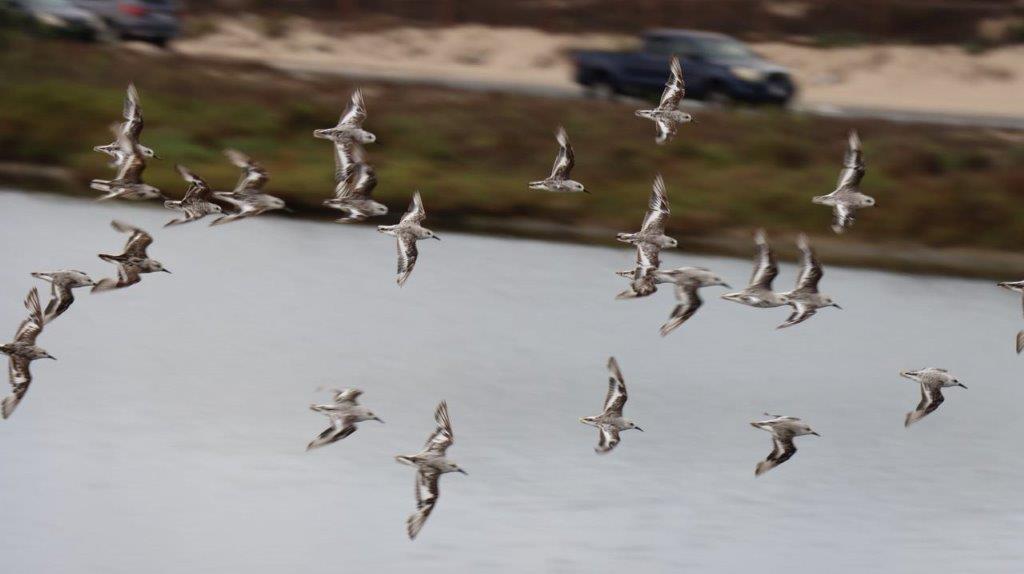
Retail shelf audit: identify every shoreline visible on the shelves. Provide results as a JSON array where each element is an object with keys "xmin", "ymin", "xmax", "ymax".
[{"xmin": 4, "ymin": 164, "xmax": 1020, "ymax": 281}]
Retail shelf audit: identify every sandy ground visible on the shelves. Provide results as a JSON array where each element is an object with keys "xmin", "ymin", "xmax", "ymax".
[{"xmin": 172, "ymin": 18, "xmax": 1024, "ymax": 117}]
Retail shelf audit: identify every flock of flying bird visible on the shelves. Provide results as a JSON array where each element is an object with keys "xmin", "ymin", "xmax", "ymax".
[{"xmin": 0, "ymin": 55, "xmax": 1018, "ymax": 540}]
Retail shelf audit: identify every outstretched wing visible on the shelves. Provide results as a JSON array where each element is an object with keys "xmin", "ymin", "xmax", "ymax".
[
  {"xmin": 905, "ymin": 384, "xmax": 944, "ymax": 427},
  {"xmin": 602, "ymin": 357, "xmax": 628, "ymax": 416},
  {"xmin": 660, "ymin": 282, "xmax": 703, "ymax": 336},
  {"xmin": 121, "ymin": 82, "xmax": 144, "ymax": 141},
  {"xmin": 657, "ymin": 55, "xmax": 686, "ymax": 111},
  {"xmin": 3, "ymin": 356, "xmax": 33, "ymax": 419},
  {"xmin": 336, "ymin": 163, "xmax": 377, "ymax": 200},
  {"xmin": 419, "ymin": 401, "xmax": 455, "ymax": 458},
  {"xmin": 777, "ymin": 302, "xmax": 817, "ymax": 329},
  {"xmin": 13, "ymin": 288, "xmax": 44, "ymax": 346},
  {"xmin": 406, "ymin": 468, "xmax": 441, "ymax": 539},
  {"xmin": 333, "ymin": 139, "xmax": 366, "ymax": 187},
  {"xmin": 639, "ymin": 174, "xmax": 670, "ymax": 235},
  {"xmin": 549, "ymin": 126, "xmax": 575, "ymax": 180},
  {"xmin": 225, "ymin": 149, "xmax": 269, "ymax": 195},
  {"xmin": 755, "ymin": 435, "xmax": 797, "ymax": 476},
  {"xmin": 595, "ymin": 425, "xmax": 621, "ymax": 454},
  {"xmin": 749, "ymin": 229, "xmax": 778, "ymax": 289},
  {"xmin": 111, "ymin": 220, "xmax": 153, "ymax": 259},
  {"xmin": 396, "ymin": 233, "xmax": 419, "ymax": 287},
  {"xmin": 339, "ymin": 89, "xmax": 367, "ymax": 128},
  {"xmin": 831, "ymin": 203, "xmax": 855, "ymax": 234},
  {"xmin": 834, "ymin": 130, "xmax": 865, "ymax": 191},
  {"xmin": 176, "ymin": 165, "xmax": 214, "ymax": 202},
  {"xmin": 792, "ymin": 234, "xmax": 823, "ymax": 294},
  {"xmin": 399, "ymin": 191, "xmax": 426, "ymax": 226}
]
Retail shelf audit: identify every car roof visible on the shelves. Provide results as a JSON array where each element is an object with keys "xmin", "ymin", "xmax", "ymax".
[{"xmin": 643, "ymin": 29, "xmax": 733, "ymax": 41}]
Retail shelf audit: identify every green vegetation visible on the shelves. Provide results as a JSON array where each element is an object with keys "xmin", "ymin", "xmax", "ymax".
[{"xmin": 2, "ymin": 35, "xmax": 1024, "ymax": 263}]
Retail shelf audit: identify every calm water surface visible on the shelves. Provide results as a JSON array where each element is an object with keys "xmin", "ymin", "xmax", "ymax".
[{"xmin": 1, "ymin": 190, "xmax": 1022, "ymax": 573}]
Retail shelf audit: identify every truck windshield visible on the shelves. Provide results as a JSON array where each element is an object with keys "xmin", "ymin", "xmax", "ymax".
[{"xmin": 692, "ymin": 37, "xmax": 755, "ymax": 60}]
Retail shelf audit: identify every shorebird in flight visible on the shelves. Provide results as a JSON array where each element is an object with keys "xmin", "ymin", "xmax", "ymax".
[
  {"xmin": 579, "ymin": 357, "xmax": 643, "ymax": 454},
  {"xmin": 812, "ymin": 130, "xmax": 873, "ymax": 234},
  {"xmin": 90, "ymin": 123, "xmax": 164, "ymax": 201},
  {"xmin": 396, "ymin": 401, "xmax": 467, "ymax": 540},
  {"xmin": 615, "ymin": 243, "xmax": 661, "ymax": 299},
  {"xmin": 164, "ymin": 165, "xmax": 223, "ymax": 227},
  {"xmin": 93, "ymin": 83, "xmax": 158, "ymax": 167},
  {"xmin": 997, "ymin": 279, "xmax": 1024, "ymax": 353},
  {"xmin": 777, "ymin": 234, "xmax": 840, "ymax": 329},
  {"xmin": 323, "ymin": 143, "xmax": 387, "ymax": 223},
  {"xmin": 378, "ymin": 191, "xmax": 440, "ymax": 286},
  {"xmin": 306, "ymin": 388, "xmax": 383, "ymax": 451},
  {"xmin": 653, "ymin": 267, "xmax": 730, "ymax": 336},
  {"xmin": 30, "ymin": 270, "xmax": 95, "ymax": 324},
  {"xmin": 634, "ymin": 55, "xmax": 692, "ymax": 144},
  {"xmin": 721, "ymin": 229, "xmax": 786, "ymax": 309},
  {"xmin": 900, "ymin": 368, "xmax": 966, "ymax": 427},
  {"xmin": 528, "ymin": 126, "xmax": 587, "ymax": 193},
  {"xmin": 313, "ymin": 89, "xmax": 376, "ymax": 144},
  {"xmin": 93, "ymin": 220, "xmax": 170, "ymax": 292},
  {"xmin": 750, "ymin": 413, "xmax": 819, "ymax": 476},
  {"xmin": 211, "ymin": 149, "xmax": 288, "ymax": 226},
  {"xmin": 1, "ymin": 288, "xmax": 56, "ymax": 419},
  {"xmin": 617, "ymin": 174, "xmax": 677, "ymax": 251}
]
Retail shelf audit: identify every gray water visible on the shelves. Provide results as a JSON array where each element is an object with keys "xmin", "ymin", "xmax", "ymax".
[{"xmin": 1, "ymin": 190, "xmax": 1022, "ymax": 573}]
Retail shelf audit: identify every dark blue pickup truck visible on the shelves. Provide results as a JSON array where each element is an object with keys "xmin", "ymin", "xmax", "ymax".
[{"xmin": 574, "ymin": 29, "xmax": 796, "ymax": 105}]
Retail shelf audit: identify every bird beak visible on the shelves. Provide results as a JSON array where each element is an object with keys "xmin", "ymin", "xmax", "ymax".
[
  {"xmin": 47, "ymin": 355, "xmax": 57, "ymax": 361},
  {"xmin": 720, "ymin": 283, "xmax": 732, "ymax": 289},
  {"xmin": 958, "ymin": 383, "xmax": 968, "ymax": 389},
  {"xmin": 810, "ymin": 431, "xmax": 821, "ymax": 437},
  {"xmin": 152, "ymin": 154, "xmax": 162, "ymax": 160},
  {"xmin": 162, "ymin": 269, "xmax": 172, "ymax": 274},
  {"xmin": 457, "ymin": 469, "xmax": 468, "ymax": 475},
  {"xmin": 433, "ymin": 236, "xmax": 442, "ymax": 241},
  {"xmin": 635, "ymin": 426, "xmax": 644, "ymax": 432},
  {"xmin": 374, "ymin": 417, "xmax": 385, "ymax": 423},
  {"xmin": 832, "ymin": 304, "xmax": 843, "ymax": 310}
]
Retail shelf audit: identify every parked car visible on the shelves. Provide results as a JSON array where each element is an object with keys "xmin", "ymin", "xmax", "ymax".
[
  {"xmin": 573, "ymin": 29, "xmax": 796, "ymax": 105},
  {"xmin": 3, "ymin": 0, "xmax": 107, "ymax": 40},
  {"xmin": 71, "ymin": 0, "xmax": 179, "ymax": 46}
]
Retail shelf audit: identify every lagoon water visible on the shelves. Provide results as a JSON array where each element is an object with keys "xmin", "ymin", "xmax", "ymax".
[{"xmin": 1, "ymin": 190, "xmax": 1023, "ymax": 573}]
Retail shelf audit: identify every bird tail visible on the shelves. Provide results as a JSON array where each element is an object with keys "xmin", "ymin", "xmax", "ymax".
[
  {"xmin": 30, "ymin": 272, "xmax": 53, "ymax": 282},
  {"xmin": 616, "ymin": 232, "xmax": 636, "ymax": 243},
  {"xmin": 395, "ymin": 455, "xmax": 417, "ymax": 467},
  {"xmin": 89, "ymin": 180, "xmax": 113, "ymax": 194},
  {"xmin": 98, "ymin": 253, "xmax": 123, "ymax": 263},
  {"xmin": 811, "ymin": 195, "xmax": 831, "ymax": 205},
  {"xmin": 528, "ymin": 180, "xmax": 546, "ymax": 189},
  {"xmin": 377, "ymin": 225, "xmax": 397, "ymax": 235}
]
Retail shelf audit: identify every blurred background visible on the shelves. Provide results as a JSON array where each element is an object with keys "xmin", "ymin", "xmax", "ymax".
[{"xmin": 2, "ymin": 0, "xmax": 1024, "ymax": 275}]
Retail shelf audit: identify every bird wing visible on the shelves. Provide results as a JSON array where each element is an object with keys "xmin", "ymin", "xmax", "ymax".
[
  {"xmin": 777, "ymin": 302, "xmax": 817, "ymax": 329},
  {"xmin": 660, "ymin": 282, "xmax": 703, "ymax": 336},
  {"xmin": 332, "ymin": 388, "xmax": 362, "ymax": 405},
  {"xmin": 636, "ymin": 241, "xmax": 661, "ymax": 271},
  {"xmin": 112, "ymin": 119, "xmax": 146, "ymax": 183},
  {"xmin": 3, "ymin": 356, "xmax": 33, "ymax": 419},
  {"xmin": 639, "ymin": 174, "xmax": 670, "ymax": 235},
  {"xmin": 336, "ymin": 163, "xmax": 377, "ymax": 200},
  {"xmin": 111, "ymin": 220, "xmax": 153, "ymax": 259},
  {"xmin": 176, "ymin": 165, "xmax": 214, "ymax": 202},
  {"xmin": 419, "ymin": 401, "xmax": 455, "ymax": 458},
  {"xmin": 332, "ymin": 139, "xmax": 366, "ymax": 186},
  {"xmin": 749, "ymin": 229, "xmax": 778, "ymax": 289},
  {"xmin": 654, "ymin": 118, "xmax": 677, "ymax": 145},
  {"xmin": 595, "ymin": 425, "xmax": 621, "ymax": 454},
  {"xmin": 834, "ymin": 130, "xmax": 865, "ymax": 191},
  {"xmin": 602, "ymin": 357, "xmax": 628, "ymax": 416},
  {"xmin": 657, "ymin": 55, "xmax": 686, "ymax": 111},
  {"xmin": 338, "ymin": 89, "xmax": 367, "ymax": 128},
  {"xmin": 548, "ymin": 126, "xmax": 575, "ymax": 180},
  {"xmin": 399, "ymin": 191, "xmax": 426, "ymax": 226},
  {"xmin": 792, "ymin": 234, "xmax": 823, "ymax": 294},
  {"xmin": 755, "ymin": 435, "xmax": 797, "ymax": 476},
  {"xmin": 407, "ymin": 468, "xmax": 441, "ymax": 539},
  {"xmin": 396, "ymin": 233, "xmax": 419, "ymax": 287},
  {"xmin": 225, "ymin": 149, "xmax": 269, "ymax": 194},
  {"xmin": 832, "ymin": 203, "xmax": 856, "ymax": 233},
  {"xmin": 905, "ymin": 383, "xmax": 944, "ymax": 427},
  {"xmin": 43, "ymin": 284, "xmax": 74, "ymax": 324},
  {"xmin": 121, "ymin": 82, "xmax": 143, "ymax": 142},
  {"xmin": 13, "ymin": 288, "xmax": 44, "ymax": 345}
]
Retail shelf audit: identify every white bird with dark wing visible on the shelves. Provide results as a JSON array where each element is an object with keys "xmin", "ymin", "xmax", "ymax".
[
  {"xmin": 30, "ymin": 270, "xmax": 95, "ymax": 324},
  {"xmin": 323, "ymin": 142, "xmax": 387, "ymax": 223},
  {"xmin": 579, "ymin": 357, "xmax": 643, "ymax": 454},
  {"xmin": 812, "ymin": 130, "xmax": 874, "ymax": 234},
  {"xmin": 164, "ymin": 165, "xmax": 223, "ymax": 227},
  {"xmin": 900, "ymin": 368, "xmax": 966, "ymax": 427},
  {"xmin": 614, "ymin": 243, "xmax": 661, "ymax": 300},
  {"xmin": 777, "ymin": 234, "xmax": 840, "ymax": 329},
  {"xmin": 653, "ymin": 267, "xmax": 730, "ymax": 336},
  {"xmin": 377, "ymin": 191, "xmax": 440, "ymax": 286},
  {"xmin": 313, "ymin": 89, "xmax": 376, "ymax": 144},
  {"xmin": 93, "ymin": 83, "xmax": 158, "ymax": 167},
  {"xmin": 634, "ymin": 55, "xmax": 692, "ymax": 144},
  {"xmin": 306, "ymin": 388, "xmax": 383, "ymax": 451},
  {"xmin": 90, "ymin": 123, "xmax": 164, "ymax": 201},
  {"xmin": 1, "ymin": 288, "xmax": 56, "ymax": 419},
  {"xmin": 996, "ymin": 279, "xmax": 1024, "ymax": 354},
  {"xmin": 396, "ymin": 401, "xmax": 467, "ymax": 540},
  {"xmin": 750, "ymin": 413, "xmax": 819, "ymax": 476},
  {"xmin": 528, "ymin": 126, "xmax": 587, "ymax": 193},
  {"xmin": 616, "ymin": 174, "xmax": 678, "ymax": 251},
  {"xmin": 721, "ymin": 229, "xmax": 786, "ymax": 308},
  {"xmin": 211, "ymin": 149, "xmax": 288, "ymax": 226},
  {"xmin": 92, "ymin": 220, "xmax": 170, "ymax": 292}
]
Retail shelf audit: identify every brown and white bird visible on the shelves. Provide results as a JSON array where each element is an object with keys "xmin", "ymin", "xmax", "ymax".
[
  {"xmin": 90, "ymin": 122, "xmax": 164, "ymax": 201},
  {"xmin": 377, "ymin": 192, "xmax": 440, "ymax": 286},
  {"xmin": 306, "ymin": 388, "xmax": 383, "ymax": 451},
  {"xmin": 528, "ymin": 126, "xmax": 587, "ymax": 193},
  {"xmin": 395, "ymin": 401, "xmax": 467, "ymax": 540},
  {"xmin": 93, "ymin": 82, "xmax": 158, "ymax": 167},
  {"xmin": 164, "ymin": 165, "xmax": 222, "ymax": 227},
  {"xmin": 1, "ymin": 288, "xmax": 56, "ymax": 419},
  {"xmin": 313, "ymin": 89, "xmax": 376, "ymax": 144},
  {"xmin": 777, "ymin": 234, "xmax": 841, "ymax": 329},
  {"xmin": 812, "ymin": 130, "xmax": 873, "ymax": 234},
  {"xmin": 210, "ymin": 149, "xmax": 288, "ymax": 226},
  {"xmin": 30, "ymin": 270, "xmax": 95, "ymax": 324},
  {"xmin": 900, "ymin": 368, "xmax": 967, "ymax": 427},
  {"xmin": 750, "ymin": 413, "xmax": 820, "ymax": 476},
  {"xmin": 92, "ymin": 220, "xmax": 170, "ymax": 292},
  {"xmin": 721, "ymin": 229, "xmax": 786, "ymax": 309},
  {"xmin": 634, "ymin": 55, "xmax": 692, "ymax": 144},
  {"xmin": 653, "ymin": 267, "xmax": 730, "ymax": 336},
  {"xmin": 323, "ymin": 141, "xmax": 387, "ymax": 223},
  {"xmin": 616, "ymin": 174, "xmax": 678, "ymax": 250},
  {"xmin": 578, "ymin": 357, "xmax": 643, "ymax": 454}
]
